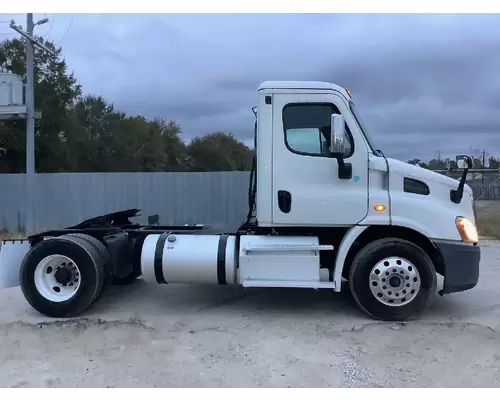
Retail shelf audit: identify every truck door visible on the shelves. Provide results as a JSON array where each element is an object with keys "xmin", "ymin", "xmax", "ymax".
[{"xmin": 271, "ymin": 92, "xmax": 369, "ymax": 226}]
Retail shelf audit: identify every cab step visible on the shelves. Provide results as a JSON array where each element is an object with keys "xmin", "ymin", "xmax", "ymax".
[{"xmin": 241, "ymin": 280, "xmax": 336, "ymax": 289}]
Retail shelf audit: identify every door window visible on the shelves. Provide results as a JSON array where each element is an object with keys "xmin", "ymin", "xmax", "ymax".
[{"xmin": 283, "ymin": 103, "xmax": 353, "ymax": 158}]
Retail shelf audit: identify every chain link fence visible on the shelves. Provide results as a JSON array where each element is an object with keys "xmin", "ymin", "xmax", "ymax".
[{"xmin": 433, "ymin": 169, "xmax": 500, "ymax": 200}]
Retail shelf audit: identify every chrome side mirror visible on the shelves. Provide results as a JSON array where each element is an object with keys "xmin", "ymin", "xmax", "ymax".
[
  {"xmin": 329, "ymin": 113, "xmax": 351, "ymax": 180},
  {"xmin": 330, "ymin": 114, "xmax": 345, "ymax": 156}
]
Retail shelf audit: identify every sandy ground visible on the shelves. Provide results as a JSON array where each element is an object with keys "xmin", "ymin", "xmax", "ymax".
[
  {"xmin": 476, "ymin": 200, "xmax": 500, "ymax": 215},
  {"xmin": 0, "ymin": 239, "xmax": 499, "ymax": 388}
]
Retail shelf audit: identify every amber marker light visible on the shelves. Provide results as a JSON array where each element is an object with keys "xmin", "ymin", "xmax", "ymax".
[
  {"xmin": 455, "ymin": 216, "xmax": 478, "ymax": 243},
  {"xmin": 346, "ymin": 89, "xmax": 352, "ymax": 98},
  {"xmin": 373, "ymin": 204, "xmax": 386, "ymax": 212}
]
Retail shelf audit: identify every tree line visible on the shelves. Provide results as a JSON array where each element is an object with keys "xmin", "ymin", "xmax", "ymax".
[
  {"xmin": 407, "ymin": 150, "xmax": 500, "ymax": 170},
  {"xmin": 0, "ymin": 37, "xmax": 254, "ymax": 173}
]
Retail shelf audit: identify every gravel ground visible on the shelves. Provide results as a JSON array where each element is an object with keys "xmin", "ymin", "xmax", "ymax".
[{"xmin": 0, "ymin": 239, "xmax": 500, "ymax": 388}]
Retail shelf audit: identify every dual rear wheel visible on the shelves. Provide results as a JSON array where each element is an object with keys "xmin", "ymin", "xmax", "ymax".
[{"xmin": 20, "ymin": 234, "xmax": 139, "ymax": 318}]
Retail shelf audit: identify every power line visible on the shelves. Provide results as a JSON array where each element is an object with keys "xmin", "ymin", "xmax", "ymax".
[{"xmin": 55, "ymin": 16, "xmax": 73, "ymax": 46}]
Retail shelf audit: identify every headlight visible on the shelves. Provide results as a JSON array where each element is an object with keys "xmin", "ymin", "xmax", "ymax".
[{"xmin": 455, "ymin": 216, "xmax": 478, "ymax": 243}]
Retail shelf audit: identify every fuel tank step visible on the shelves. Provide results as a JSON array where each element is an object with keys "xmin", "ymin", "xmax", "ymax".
[{"xmin": 241, "ymin": 280, "xmax": 335, "ymax": 289}]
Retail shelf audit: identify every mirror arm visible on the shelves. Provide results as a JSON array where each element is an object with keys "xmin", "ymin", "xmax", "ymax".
[
  {"xmin": 336, "ymin": 156, "xmax": 352, "ymax": 180},
  {"xmin": 450, "ymin": 167, "xmax": 469, "ymax": 204}
]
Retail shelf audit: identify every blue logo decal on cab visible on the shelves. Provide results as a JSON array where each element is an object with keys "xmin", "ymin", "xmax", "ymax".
[{"xmin": 353, "ymin": 176, "xmax": 360, "ymax": 182}]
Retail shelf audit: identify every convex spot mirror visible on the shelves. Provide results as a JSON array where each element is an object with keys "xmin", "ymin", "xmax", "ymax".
[{"xmin": 456, "ymin": 155, "xmax": 473, "ymax": 170}]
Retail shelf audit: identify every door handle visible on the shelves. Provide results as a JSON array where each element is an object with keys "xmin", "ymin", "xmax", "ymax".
[{"xmin": 278, "ymin": 190, "xmax": 292, "ymax": 213}]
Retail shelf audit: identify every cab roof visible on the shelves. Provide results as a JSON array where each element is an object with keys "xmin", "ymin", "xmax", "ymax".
[{"xmin": 258, "ymin": 81, "xmax": 349, "ymax": 98}]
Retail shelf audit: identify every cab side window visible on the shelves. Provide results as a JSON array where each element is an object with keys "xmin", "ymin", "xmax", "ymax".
[{"xmin": 283, "ymin": 103, "xmax": 353, "ymax": 158}]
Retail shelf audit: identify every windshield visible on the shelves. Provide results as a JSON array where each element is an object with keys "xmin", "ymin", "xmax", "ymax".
[{"xmin": 349, "ymin": 100, "xmax": 382, "ymax": 157}]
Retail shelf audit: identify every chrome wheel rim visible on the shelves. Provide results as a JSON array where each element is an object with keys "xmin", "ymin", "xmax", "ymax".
[{"xmin": 369, "ymin": 256, "xmax": 421, "ymax": 307}]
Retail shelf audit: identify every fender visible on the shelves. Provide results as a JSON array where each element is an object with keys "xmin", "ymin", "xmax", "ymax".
[{"xmin": 332, "ymin": 225, "xmax": 367, "ymax": 292}]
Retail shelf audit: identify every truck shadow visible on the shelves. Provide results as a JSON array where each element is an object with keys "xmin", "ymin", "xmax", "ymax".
[
  {"xmin": 94, "ymin": 278, "xmax": 465, "ymax": 321},
  {"xmin": 95, "ymin": 278, "xmax": 360, "ymax": 317}
]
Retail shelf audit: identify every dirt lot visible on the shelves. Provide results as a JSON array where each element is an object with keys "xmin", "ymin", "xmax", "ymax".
[
  {"xmin": 0, "ymin": 201, "xmax": 499, "ymax": 388},
  {"xmin": 476, "ymin": 200, "xmax": 500, "ymax": 239},
  {"xmin": 0, "ymin": 238, "xmax": 499, "ymax": 388}
]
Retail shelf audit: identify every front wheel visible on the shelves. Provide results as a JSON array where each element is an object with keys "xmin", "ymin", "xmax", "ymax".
[{"xmin": 348, "ymin": 238, "xmax": 437, "ymax": 321}]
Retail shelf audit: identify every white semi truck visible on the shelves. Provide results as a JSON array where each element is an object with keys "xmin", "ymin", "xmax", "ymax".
[{"xmin": 0, "ymin": 81, "xmax": 480, "ymax": 321}]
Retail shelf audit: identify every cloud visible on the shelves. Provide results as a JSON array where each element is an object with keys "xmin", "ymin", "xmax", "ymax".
[{"xmin": 2, "ymin": 13, "xmax": 500, "ymax": 161}]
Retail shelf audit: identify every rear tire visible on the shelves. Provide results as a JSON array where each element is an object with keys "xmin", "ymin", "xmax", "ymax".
[
  {"xmin": 348, "ymin": 238, "xmax": 437, "ymax": 321},
  {"xmin": 20, "ymin": 235, "xmax": 106, "ymax": 318},
  {"xmin": 65, "ymin": 233, "xmax": 111, "ymax": 299}
]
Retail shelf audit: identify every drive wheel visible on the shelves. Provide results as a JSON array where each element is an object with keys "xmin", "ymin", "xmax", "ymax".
[
  {"xmin": 65, "ymin": 233, "xmax": 111, "ymax": 298},
  {"xmin": 349, "ymin": 238, "xmax": 437, "ymax": 321},
  {"xmin": 20, "ymin": 235, "xmax": 106, "ymax": 318}
]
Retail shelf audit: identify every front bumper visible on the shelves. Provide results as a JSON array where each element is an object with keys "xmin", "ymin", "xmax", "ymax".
[{"xmin": 433, "ymin": 240, "xmax": 480, "ymax": 295}]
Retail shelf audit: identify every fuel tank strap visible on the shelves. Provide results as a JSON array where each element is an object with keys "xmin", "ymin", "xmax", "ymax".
[
  {"xmin": 154, "ymin": 232, "xmax": 170, "ymax": 284},
  {"xmin": 217, "ymin": 234, "xmax": 229, "ymax": 285}
]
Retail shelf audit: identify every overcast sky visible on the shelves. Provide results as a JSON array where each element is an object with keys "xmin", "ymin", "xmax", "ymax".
[{"xmin": 1, "ymin": 13, "xmax": 499, "ymax": 161}]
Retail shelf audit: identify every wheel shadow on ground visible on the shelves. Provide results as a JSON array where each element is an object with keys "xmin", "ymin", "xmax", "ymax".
[
  {"xmin": 94, "ymin": 278, "xmax": 364, "ymax": 319},
  {"xmin": 91, "ymin": 277, "xmax": 470, "ymax": 322}
]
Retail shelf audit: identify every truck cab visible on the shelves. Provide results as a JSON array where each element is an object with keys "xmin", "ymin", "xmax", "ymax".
[
  {"xmin": 255, "ymin": 81, "xmax": 476, "ymax": 234},
  {"xmin": 249, "ymin": 81, "xmax": 480, "ymax": 317}
]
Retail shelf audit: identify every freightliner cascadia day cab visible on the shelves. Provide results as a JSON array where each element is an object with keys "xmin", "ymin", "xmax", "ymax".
[{"xmin": 0, "ymin": 81, "xmax": 481, "ymax": 321}]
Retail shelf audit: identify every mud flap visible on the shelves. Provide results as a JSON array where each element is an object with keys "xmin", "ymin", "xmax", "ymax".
[{"xmin": 0, "ymin": 240, "xmax": 30, "ymax": 289}]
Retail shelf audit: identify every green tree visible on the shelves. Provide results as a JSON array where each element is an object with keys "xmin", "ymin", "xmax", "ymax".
[
  {"xmin": 406, "ymin": 159, "xmax": 429, "ymax": 169},
  {"xmin": 0, "ymin": 37, "xmax": 81, "ymax": 172},
  {"xmin": 186, "ymin": 132, "xmax": 253, "ymax": 172},
  {"xmin": 488, "ymin": 156, "xmax": 500, "ymax": 169},
  {"xmin": 0, "ymin": 37, "xmax": 251, "ymax": 173},
  {"xmin": 63, "ymin": 96, "xmax": 188, "ymax": 172}
]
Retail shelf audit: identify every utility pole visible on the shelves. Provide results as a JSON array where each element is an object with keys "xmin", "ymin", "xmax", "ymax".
[
  {"xmin": 482, "ymin": 150, "xmax": 486, "ymax": 185},
  {"xmin": 25, "ymin": 14, "xmax": 35, "ymax": 235},
  {"xmin": 9, "ymin": 14, "xmax": 54, "ymax": 235}
]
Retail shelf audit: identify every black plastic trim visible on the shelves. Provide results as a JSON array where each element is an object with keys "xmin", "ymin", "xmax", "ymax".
[
  {"xmin": 102, "ymin": 232, "xmax": 134, "ymax": 279},
  {"xmin": 404, "ymin": 178, "xmax": 430, "ymax": 196},
  {"xmin": 217, "ymin": 234, "xmax": 229, "ymax": 285},
  {"xmin": 154, "ymin": 232, "xmax": 170, "ymax": 284},
  {"xmin": 433, "ymin": 240, "xmax": 480, "ymax": 295}
]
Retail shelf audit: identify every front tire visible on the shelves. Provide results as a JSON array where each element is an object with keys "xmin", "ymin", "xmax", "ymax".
[
  {"xmin": 348, "ymin": 238, "xmax": 437, "ymax": 321},
  {"xmin": 20, "ymin": 235, "xmax": 106, "ymax": 318}
]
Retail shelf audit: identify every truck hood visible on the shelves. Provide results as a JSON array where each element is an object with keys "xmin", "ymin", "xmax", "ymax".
[{"xmin": 387, "ymin": 157, "xmax": 471, "ymax": 195}]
